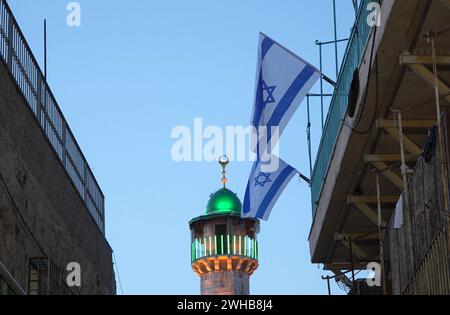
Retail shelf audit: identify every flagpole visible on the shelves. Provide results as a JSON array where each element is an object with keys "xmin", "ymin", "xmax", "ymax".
[
  {"xmin": 306, "ymin": 95, "xmax": 313, "ymax": 179},
  {"xmin": 332, "ymin": 0, "xmax": 339, "ymax": 79}
]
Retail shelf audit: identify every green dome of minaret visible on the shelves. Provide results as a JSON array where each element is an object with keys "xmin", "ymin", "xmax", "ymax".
[
  {"xmin": 206, "ymin": 188, "xmax": 242, "ymax": 215},
  {"xmin": 204, "ymin": 155, "xmax": 242, "ymax": 215}
]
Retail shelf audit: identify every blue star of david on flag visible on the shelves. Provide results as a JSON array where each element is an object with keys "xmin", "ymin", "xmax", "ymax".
[
  {"xmin": 254, "ymin": 172, "xmax": 272, "ymax": 187},
  {"xmin": 262, "ymin": 81, "xmax": 276, "ymax": 107},
  {"xmin": 243, "ymin": 156, "xmax": 298, "ymax": 221}
]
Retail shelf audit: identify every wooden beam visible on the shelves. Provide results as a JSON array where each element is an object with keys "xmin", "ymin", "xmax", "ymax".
[
  {"xmin": 325, "ymin": 263, "xmax": 366, "ymax": 271},
  {"xmin": 400, "ymin": 54, "xmax": 450, "ymax": 65},
  {"xmin": 335, "ymin": 232, "xmax": 379, "ymax": 241},
  {"xmin": 340, "ymin": 238, "xmax": 368, "ymax": 259},
  {"xmin": 377, "ymin": 119, "xmax": 436, "ymax": 129},
  {"xmin": 348, "ymin": 195, "xmax": 399, "ymax": 204},
  {"xmin": 408, "ymin": 64, "xmax": 450, "ymax": 103},
  {"xmin": 364, "ymin": 154, "xmax": 418, "ymax": 162},
  {"xmin": 439, "ymin": 0, "xmax": 450, "ymax": 10},
  {"xmin": 384, "ymin": 128, "xmax": 423, "ymax": 156},
  {"xmin": 352, "ymin": 202, "xmax": 387, "ymax": 227},
  {"xmin": 371, "ymin": 161, "xmax": 404, "ymax": 189}
]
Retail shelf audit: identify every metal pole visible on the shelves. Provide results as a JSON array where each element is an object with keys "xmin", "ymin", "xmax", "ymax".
[
  {"xmin": 396, "ymin": 110, "xmax": 416, "ymax": 277},
  {"xmin": 376, "ymin": 175, "xmax": 386, "ymax": 295},
  {"xmin": 321, "ymin": 275, "xmax": 333, "ymax": 295},
  {"xmin": 44, "ymin": 19, "xmax": 47, "ymax": 80},
  {"xmin": 326, "ymin": 277, "xmax": 331, "ymax": 295},
  {"xmin": 307, "ymin": 94, "xmax": 313, "ymax": 180},
  {"xmin": 332, "ymin": 0, "xmax": 339, "ymax": 79},
  {"xmin": 318, "ymin": 42, "xmax": 324, "ymax": 130},
  {"xmin": 349, "ymin": 238, "xmax": 356, "ymax": 292},
  {"xmin": 353, "ymin": 0, "xmax": 359, "ymax": 17}
]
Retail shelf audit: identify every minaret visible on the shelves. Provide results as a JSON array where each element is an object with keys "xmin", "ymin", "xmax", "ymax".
[{"xmin": 189, "ymin": 156, "xmax": 260, "ymax": 295}]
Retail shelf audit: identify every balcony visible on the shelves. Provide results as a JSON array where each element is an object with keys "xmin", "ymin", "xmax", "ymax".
[
  {"xmin": 191, "ymin": 235, "xmax": 258, "ymax": 263},
  {"xmin": 311, "ymin": 0, "xmax": 377, "ymax": 214},
  {"xmin": 308, "ymin": 0, "xmax": 450, "ymax": 269}
]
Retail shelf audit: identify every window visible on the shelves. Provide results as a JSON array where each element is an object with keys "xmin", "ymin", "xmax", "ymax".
[
  {"xmin": 215, "ymin": 224, "xmax": 228, "ymax": 255},
  {"xmin": 215, "ymin": 224, "xmax": 227, "ymax": 236},
  {"xmin": 28, "ymin": 258, "xmax": 73, "ymax": 295}
]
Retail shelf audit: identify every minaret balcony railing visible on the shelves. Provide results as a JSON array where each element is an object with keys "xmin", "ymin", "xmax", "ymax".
[{"xmin": 191, "ymin": 235, "xmax": 258, "ymax": 263}]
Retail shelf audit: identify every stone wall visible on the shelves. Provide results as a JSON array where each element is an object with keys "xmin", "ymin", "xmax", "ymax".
[
  {"xmin": 201, "ymin": 270, "xmax": 249, "ymax": 295},
  {"xmin": 0, "ymin": 59, "xmax": 115, "ymax": 294}
]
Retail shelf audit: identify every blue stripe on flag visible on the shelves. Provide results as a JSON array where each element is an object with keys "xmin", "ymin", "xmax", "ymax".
[
  {"xmin": 251, "ymin": 36, "xmax": 274, "ymax": 128},
  {"xmin": 267, "ymin": 65, "xmax": 315, "ymax": 127},
  {"xmin": 261, "ymin": 36, "xmax": 275, "ymax": 60},
  {"xmin": 265, "ymin": 65, "xmax": 315, "ymax": 144},
  {"xmin": 252, "ymin": 71, "xmax": 264, "ymax": 127},
  {"xmin": 243, "ymin": 160, "xmax": 259, "ymax": 214},
  {"xmin": 243, "ymin": 181, "xmax": 251, "ymax": 214},
  {"xmin": 255, "ymin": 164, "xmax": 295, "ymax": 219}
]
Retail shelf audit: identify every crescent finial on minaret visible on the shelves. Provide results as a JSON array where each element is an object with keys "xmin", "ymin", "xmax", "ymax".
[{"xmin": 218, "ymin": 155, "xmax": 230, "ymax": 188}]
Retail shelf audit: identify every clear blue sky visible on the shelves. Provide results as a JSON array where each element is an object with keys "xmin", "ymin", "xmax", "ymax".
[{"xmin": 9, "ymin": 0, "xmax": 356, "ymax": 295}]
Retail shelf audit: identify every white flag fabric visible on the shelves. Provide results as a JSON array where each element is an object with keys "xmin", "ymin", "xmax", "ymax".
[
  {"xmin": 251, "ymin": 33, "xmax": 320, "ymax": 153},
  {"xmin": 243, "ymin": 156, "xmax": 298, "ymax": 221}
]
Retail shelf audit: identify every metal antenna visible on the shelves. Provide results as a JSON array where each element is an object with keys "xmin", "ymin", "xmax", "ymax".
[
  {"xmin": 332, "ymin": 0, "xmax": 339, "ymax": 79},
  {"xmin": 44, "ymin": 19, "xmax": 47, "ymax": 79}
]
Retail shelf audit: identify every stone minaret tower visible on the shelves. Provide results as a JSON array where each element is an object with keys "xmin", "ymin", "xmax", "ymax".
[{"xmin": 189, "ymin": 156, "xmax": 260, "ymax": 295}]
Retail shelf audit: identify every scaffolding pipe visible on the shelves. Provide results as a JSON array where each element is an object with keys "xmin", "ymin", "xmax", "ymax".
[
  {"xmin": 376, "ymin": 175, "xmax": 386, "ymax": 295},
  {"xmin": 321, "ymin": 275, "xmax": 332, "ymax": 295},
  {"xmin": 307, "ymin": 95, "xmax": 313, "ymax": 180},
  {"xmin": 349, "ymin": 238, "xmax": 356, "ymax": 292},
  {"xmin": 332, "ymin": 0, "xmax": 339, "ymax": 79},
  {"xmin": 395, "ymin": 110, "xmax": 416, "ymax": 277},
  {"xmin": 319, "ymin": 43, "xmax": 324, "ymax": 129},
  {"xmin": 315, "ymin": 38, "xmax": 347, "ymax": 129}
]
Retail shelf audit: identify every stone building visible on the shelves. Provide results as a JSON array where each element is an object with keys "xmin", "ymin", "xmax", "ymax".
[
  {"xmin": 0, "ymin": 0, "xmax": 115, "ymax": 295},
  {"xmin": 308, "ymin": 0, "xmax": 450, "ymax": 294}
]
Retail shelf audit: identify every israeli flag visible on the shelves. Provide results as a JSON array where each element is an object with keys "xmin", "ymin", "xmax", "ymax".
[
  {"xmin": 243, "ymin": 156, "xmax": 298, "ymax": 221},
  {"xmin": 251, "ymin": 33, "xmax": 320, "ymax": 152}
]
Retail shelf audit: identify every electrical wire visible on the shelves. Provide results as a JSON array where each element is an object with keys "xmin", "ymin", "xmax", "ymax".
[
  {"xmin": 0, "ymin": 171, "xmax": 46, "ymax": 256},
  {"xmin": 113, "ymin": 252, "xmax": 124, "ymax": 295}
]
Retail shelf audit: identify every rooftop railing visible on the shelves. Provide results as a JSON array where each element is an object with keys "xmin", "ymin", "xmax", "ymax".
[
  {"xmin": 310, "ymin": 0, "xmax": 379, "ymax": 214},
  {"xmin": 0, "ymin": 0, "xmax": 105, "ymax": 235}
]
